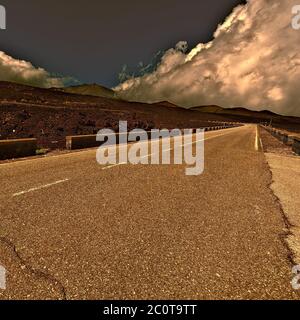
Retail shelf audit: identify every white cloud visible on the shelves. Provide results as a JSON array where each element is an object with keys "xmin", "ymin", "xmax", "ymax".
[
  {"xmin": 115, "ymin": 0, "xmax": 300, "ymax": 117},
  {"xmin": 0, "ymin": 51, "xmax": 70, "ymax": 88}
]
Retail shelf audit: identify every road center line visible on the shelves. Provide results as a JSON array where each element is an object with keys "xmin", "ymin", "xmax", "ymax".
[
  {"xmin": 255, "ymin": 126, "xmax": 260, "ymax": 151},
  {"xmin": 181, "ymin": 130, "xmax": 236, "ymax": 147},
  {"xmin": 13, "ymin": 178, "xmax": 69, "ymax": 197},
  {"xmin": 101, "ymin": 129, "xmax": 239, "ymax": 170},
  {"xmin": 102, "ymin": 163, "xmax": 127, "ymax": 170}
]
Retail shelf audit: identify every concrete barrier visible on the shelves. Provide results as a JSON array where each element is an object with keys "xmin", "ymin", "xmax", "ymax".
[
  {"xmin": 67, "ymin": 134, "xmax": 105, "ymax": 150},
  {"xmin": 66, "ymin": 132, "xmax": 152, "ymax": 150},
  {"xmin": 292, "ymin": 138, "xmax": 300, "ymax": 155},
  {"xmin": 66, "ymin": 133, "xmax": 130, "ymax": 150},
  {"xmin": 0, "ymin": 138, "xmax": 37, "ymax": 160},
  {"xmin": 66, "ymin": 125, "xmax": 237, "ymax": 150}
]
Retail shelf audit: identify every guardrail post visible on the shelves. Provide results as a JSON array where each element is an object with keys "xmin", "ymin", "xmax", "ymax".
[{"xmin": 292, "ymin": 138, "xmax": 300, "ymax": 155}]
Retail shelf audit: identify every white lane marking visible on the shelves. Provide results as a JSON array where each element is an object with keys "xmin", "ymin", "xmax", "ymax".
[
  {"xmin": 0, "ymin": 127, "xmax": 242, "ymax": 168},
  {"xmin": 140, "ymin": 153, "xmax": 155, "ymax": 159},
  {"xmin": 260, "ymin": 138, "xmax": 263, "ymax": 151},
  {"xmin": 102, "ymin": 163, "xmax": 127, "ymax": 170},
  {"xmin": 101, "ymin": 129, "xmax": 239, "ymax": 170},
  {"xmin": 13, "ymin": 179, "xmax": 69, "ymax": 197},
  {"xmin": 181, "ymin": 130, "xmax": 235, "ymax": 147},
  {"xmin": 255, "ymin": 126, "xmax": 259, "ymax": 151}
]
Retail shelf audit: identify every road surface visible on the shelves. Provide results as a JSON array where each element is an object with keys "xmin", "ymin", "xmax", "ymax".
[{"xmin": 0, "ymin": 125, "xmax": 298, "ymax": 299}]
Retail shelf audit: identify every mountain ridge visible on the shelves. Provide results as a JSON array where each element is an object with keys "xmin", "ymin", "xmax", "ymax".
[
  {"xmin": 56, "ymin": 83, "xmax": 117, "ymax": 99},
  {"xmin": 1, "ymin": 81, "xmax": 300, "ymax": 151}
]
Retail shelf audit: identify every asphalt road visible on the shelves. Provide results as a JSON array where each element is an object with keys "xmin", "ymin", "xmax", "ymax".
[{"xmin": 0, "ymin": 125, "xmax": 298, "ymax": 299}]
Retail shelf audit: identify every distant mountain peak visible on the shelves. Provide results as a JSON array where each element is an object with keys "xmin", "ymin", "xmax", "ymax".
[{"xmin": 59, "ymin": 83, "xmax": 117, "ymax": 99}]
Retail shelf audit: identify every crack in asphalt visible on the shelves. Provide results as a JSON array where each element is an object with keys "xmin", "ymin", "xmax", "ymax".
[
  {"xmin": 263, "ymin": 155, "xmax": 298, "ymax": 268},
  {"xmin": 0, "ymin": 236, "xmax": 67, "ymax": 300},
  {"xmin": 258, "ymin": 126, "xmax": 297, "ymax": 268}
]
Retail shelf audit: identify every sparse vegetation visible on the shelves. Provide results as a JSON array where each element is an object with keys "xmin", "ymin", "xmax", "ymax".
[{"xmin": 36, "ymin": 148, "xmax": 50, "ymax": 155}]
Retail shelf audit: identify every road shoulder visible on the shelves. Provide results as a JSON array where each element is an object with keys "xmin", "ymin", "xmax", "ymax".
[{"xmin": 265, "ymin": 153, "xmax": 300, "ymax": 265}]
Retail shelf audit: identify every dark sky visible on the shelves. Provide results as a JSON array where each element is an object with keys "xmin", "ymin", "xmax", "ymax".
[{"xmin": 0, "ymin": 0, "xmax": 245, "ymax": 87}]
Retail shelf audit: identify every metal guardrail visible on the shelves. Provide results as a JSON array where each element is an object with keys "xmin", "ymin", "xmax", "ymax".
[
  {"xmin": 0, "ymin": 125, "xmax": 240, "ymax": 159},
  {"xmin": 261, "ymin": 125, "xmax": 300, "ymax": 156},
  {"xmin": 292, "ymin": 137, "xmax": 300, "ymax": 155},
  {"xmin": 66, "ymin": 125, "xmax": 239, "ymax": 150}
]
